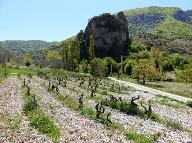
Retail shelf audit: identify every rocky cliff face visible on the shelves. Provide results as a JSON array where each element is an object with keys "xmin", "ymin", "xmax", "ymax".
[{"xmin": 83, "ymin": 12, "xmax": 130, "ymax": 61}]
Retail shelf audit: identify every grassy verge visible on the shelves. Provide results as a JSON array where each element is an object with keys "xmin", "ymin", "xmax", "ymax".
[
  {"xmin": 125, "ymin": 131, "xmax": 159, "ymax": 143},
  {"xmin": 47, "ymin": 86, "xmax": 158, "ymax": 143},
  {"xmin": 0, "ymin": 67, "xmax": 8, "ymax": 83},
  {"xmin": 115, "ymin": 75, "xmax": 192, "ymax": 99},
  {"xmin": 7, "ymin": 68, "xmax": 37, "ymax": 76},
  {"xmin": 155, "ymin": 94, "xmax": 188, "ymax": 109},
  {"xmin": 8, "ymin": 114, "xmax": 22, "ymax": 132},
  {"xmin": 22, "ymin": 88, "xmax": 60, "ymax": 143},
  {"xmin": 0, "ymin": 76, "xmax": 6, "ymax": 83}
]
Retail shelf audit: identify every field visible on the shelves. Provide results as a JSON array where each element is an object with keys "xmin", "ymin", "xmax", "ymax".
[{"xmin": 0, "ymin": 68, "xmax": 192, "ymax": 143}]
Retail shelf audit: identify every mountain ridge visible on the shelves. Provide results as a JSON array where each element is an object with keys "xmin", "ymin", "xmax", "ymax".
[
  {"xmin": 0, "ymin": 40, "xmax": 54, "ymax": 55},
  {"xmin": 124, "ymin": 6, "xmax": 192, "ymax": 37}
]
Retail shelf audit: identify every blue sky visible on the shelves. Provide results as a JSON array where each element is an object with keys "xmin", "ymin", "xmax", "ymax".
[{"xmin": 0, "ymin": 0, "xmax": 192, "ymax": 42}]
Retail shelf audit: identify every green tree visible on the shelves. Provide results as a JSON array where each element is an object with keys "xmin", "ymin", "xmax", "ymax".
[
  {"xmin": 161, "ymin": 60, "xmax": 174, "ymax": 71},
  {"xmin": 61, "ymin": 41, "xmax": 69, "ymax": 69},
  {"xmin": 89, "ymin": 35, "xmax": 95, "ymax": 62},
  {"xmin": 151, "ymin": 48, "xmax": 161, "ymax": 69},
  {"xmin": 132, "ymin": 60, "xmax": 165, "ymax": 84},
  {"xmin": 80, "ymin": 60, "xmax": 89, "ymax": 73},
  {"xmin": 90, "ymin": 58, "xmax": 107, "ymax": 76},
  {"xmin": 176, "ymin": 64, "xmax": 192, "ymax": 83},
  {"xmin": 76, "ymin": 30, "xmax": 85, "ymax": 60},
  {"xmin": 124, "ymin": 60, "xmax": 136, "ymax": 76},
  {"xmin": 46, "ymin": 51, "xmax": 60, "ymax": 67},
  {"xmin": 73, "ymin": 38, "xmax": 80, "ymax": 65},
  {"xmin": 69, "ymin": 39, "xmax": 81, "ymax": 71},
  {"xmin": 24, "ymin": 55, "xmax": 33, "ymax": 67},
  {"xmin": 103, "ymin": 57, "xmax": 117, "ymax": 75},
  {"xmin": 131, "ymin": 41, "xmax": 146, "ymax": 53}
]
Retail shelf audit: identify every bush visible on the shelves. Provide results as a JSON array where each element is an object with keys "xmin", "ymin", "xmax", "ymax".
[
  {"xmin": 80, "ymin": 60, "xmax": 89, "ymax": 73},
  {"xmin": 186, "ymin": 101, "xmax": 192, "ymax": 108},
  {"xmin": 23, "ymin": 97, "xmax": 36, "ymax": 114},
  {"xmin": 104, "ymin": 100, "xmax": 145, "ymax": 117},
  {"xmin": 103, "ymin": 57, "xmax": 117, "ymax": 75},
  {"xmin": 161, "ymin": 60, "xmax": 174, "ymax": 71},
  {"xmin": 124, "ymin": 60, "xmax": 136, "ymax": 76},
  {"xmin": 176, "ymin": 65, "xmax": 192, "ymax": 83},
  {"xmin": 90, "ymin": 58, "xmax": 108, "ymax": 76}
]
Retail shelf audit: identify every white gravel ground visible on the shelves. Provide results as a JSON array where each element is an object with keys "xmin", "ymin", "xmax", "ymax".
[{"xmin": 0, "ymin": 77, "xmax": 52, "ymax": 143}]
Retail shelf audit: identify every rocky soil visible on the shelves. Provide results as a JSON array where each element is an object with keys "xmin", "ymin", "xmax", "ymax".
[{"xmin": 0, "ymin": 77, "xmax": 53, "ymax": 143}]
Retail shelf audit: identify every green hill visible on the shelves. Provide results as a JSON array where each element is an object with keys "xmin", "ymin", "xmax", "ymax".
[
  {"xmin": 124, "ymin": 6, "xmax": 192, "ymax": 37},
  {"xmin": 123, "ymin": 6, "xmax": 192, "ymax": 54},
  {"xmin": 0, "ymin": 40, "xmax": 53, "ymax": 55}
]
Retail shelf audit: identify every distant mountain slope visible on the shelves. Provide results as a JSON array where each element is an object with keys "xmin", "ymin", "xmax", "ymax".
[
  {"xmin": 123, "ymin": 6, "xmax": 192, "ymax": 54},
  {"xmin": 124, "ymin": 6, "xmax": 192, "ymax": 38},
  {"xmin": 0, "ymin": 40, "xmax": 53, "ymax": 55}
]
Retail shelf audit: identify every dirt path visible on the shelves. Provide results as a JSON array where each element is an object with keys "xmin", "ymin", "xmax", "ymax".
[{"xmin": 108, "ymin": 77, "xmax": 192, "ymax": 103}]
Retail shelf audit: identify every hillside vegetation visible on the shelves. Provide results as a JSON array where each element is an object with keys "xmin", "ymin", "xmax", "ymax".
[
  {"xmin": 0, "ymin": 40, "xmax": 53, "ymax": 55},
  {"xmin": 124, "ymin": 6, "xmax": 192, "ymax": 37}
]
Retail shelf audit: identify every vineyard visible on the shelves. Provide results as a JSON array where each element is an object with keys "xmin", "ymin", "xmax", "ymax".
[{"xmin": 0, "ymin": 70, "xmax": 192, "ymax": 143}]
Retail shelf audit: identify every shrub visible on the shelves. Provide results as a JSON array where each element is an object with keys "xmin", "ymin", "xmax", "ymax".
[
  {"xmin": 124, "ymin": 60, "xmax": 136, "ymax": 76},
  {"xmin": 103, "ymin": 57, "xmax": 117, "ymax": 75},
  {"xmin": 23, "ymin": 97, "xmax": 36, "ymax": 114},
  {"xmin": 161, "ymin": 60, "xmax": 174, "ymax": 71},
  {"xmin": 186, "ymin": 101, "xmax": 192, "ymax": 108},
  {"xmin": 79, "ymin": 60, "xmax": 89, "ymax": 73},
  {"xmin": 90, "ymin": 58, "xmax": 108, "ymax": 76},
  {"xmin": 104, "ymin": 99, "xmax": 145, "ymax": 117},
  {"xmin": 176, "ymin": 65, "xmax": 192, "ymax": 83}
]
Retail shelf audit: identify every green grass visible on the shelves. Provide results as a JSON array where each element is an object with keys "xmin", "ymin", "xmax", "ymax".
[
  {"xmin": 125, "ymin": 131, "xmax": 159, "ymax": 143},
  {"xmin": 22, "ymin": 88, "xmax": 60, "ymax": 143},
  {"xmin": 7, "ymin": 68, "xmax": 36, "ymax": 76},
  {"xmin": 0, "ymin": 66, "xmax": 37, "ymax": 83},
  {"xmin": 155, "ymin": 94, "xmax": 187, "ymax": 109},
  {"xmin": 9, "ymin": 114, "xmax": 22, "ymax": 132},
  {"xmin": 28, "ymin": 110, "xmax": 60, "ymax": 142},
  {"xmin": 162, "ymin": 119, "xmax": 183, "ymax": 131},
  {"xmin": 0, "ymin": 76, "xmax": 6, "ymax": 83},
  {"xmin": 158, "ymin": 99, "xmax": 186, "ymax": 109}
]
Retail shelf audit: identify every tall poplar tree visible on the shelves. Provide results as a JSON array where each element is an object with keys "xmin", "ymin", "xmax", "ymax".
[{"xmin": 89, "ymin": 35, "xmax": 95, "ymax": 62}]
